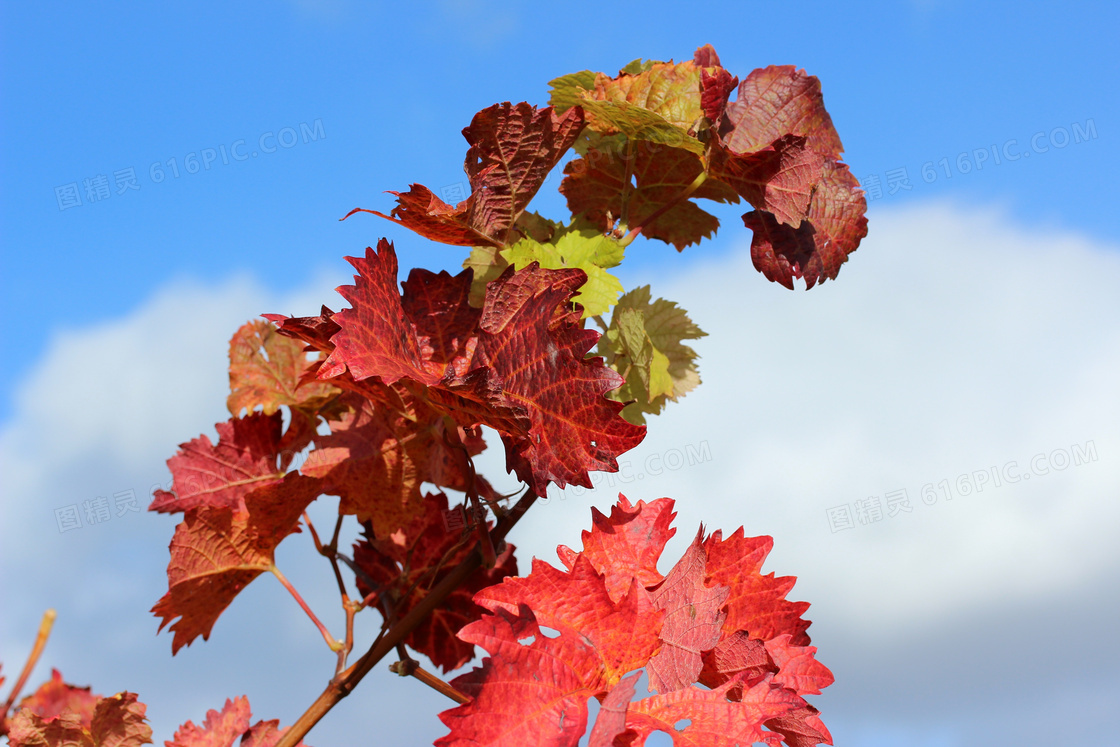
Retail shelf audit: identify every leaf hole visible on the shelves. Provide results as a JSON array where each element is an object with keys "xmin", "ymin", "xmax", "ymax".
[
  {"xmin": 518, "ymin": 635, "xmax": 536, "ymax": 646},
  {"xmin": 538, "ymin": 626, "xmax": 561, "ymax": 639},
  {"xmin": 674, "ymin": 719, "xmax": 691, "ymax": 731}
]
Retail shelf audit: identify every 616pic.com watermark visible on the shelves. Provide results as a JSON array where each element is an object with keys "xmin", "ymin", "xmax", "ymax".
[
  {"xmin": 53, "ymin": 119, "xmax": 326, "ymax": 212},
  {"xmin": 825, "ymin": 440, "xmax": 1100, "ymax": 533},
  {"xmin": 858, "ymin": 118, "xmax": 1098, "ymax": 202}
]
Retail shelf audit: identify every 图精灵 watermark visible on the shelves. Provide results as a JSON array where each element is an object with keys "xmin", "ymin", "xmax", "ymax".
[
  {"xmin": 825, "ymin": 439, "xmax": 1100, "ymax": 533},
  {"xmin": 53, "ymin": 119, "xmax": 326, "ymax": 212}
]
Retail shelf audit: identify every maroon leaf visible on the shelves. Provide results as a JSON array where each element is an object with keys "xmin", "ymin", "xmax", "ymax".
[{"xmin": 743, "ymin": 159, "xmax": 867, "ymax": 289}]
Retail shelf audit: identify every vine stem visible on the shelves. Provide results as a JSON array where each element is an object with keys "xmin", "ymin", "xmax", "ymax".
[
  {"xmin": 269, "ymin": 565, "xmax": 342, "ymax": 653},
  {"xmin": 389, "ymin": 658, "xmax": 470, "ymax": 704},
  {"xmin": 620, "ymin": 169, "xmax": 710, "ymax": 247},
  {"xmin": 0, "ymin": 609, "xmax": 56, "ymax": 734},
  {"xmin": 274, "ymin": 488, "xmax": 539, "ymax": 747}
]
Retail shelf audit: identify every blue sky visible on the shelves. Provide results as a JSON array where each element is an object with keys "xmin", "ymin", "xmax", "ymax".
[
  {"xmin": 2, "ymin": 0, "xmax": 1116, "ymax": 419},
  {"xmin": 2, "ymin": 2, "xmax": 1118, "ymax": 747}
]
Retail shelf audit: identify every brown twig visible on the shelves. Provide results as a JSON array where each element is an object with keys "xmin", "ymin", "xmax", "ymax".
[
  {"xmin": 0, "ymin": 609, "xmax": 57, "ymax": 734},
  {"xmin": 388, "ymin": 657, "xmax": 470, "ymax": 705},
  {"xmin": 269, "ymin": 565, "xmax": 342, "ymax": 653},
  {"xmin": 273, "ymin": 488, "xmax": 539, "ymax": 747}
]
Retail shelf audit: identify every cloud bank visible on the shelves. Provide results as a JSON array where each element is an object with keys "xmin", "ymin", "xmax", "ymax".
[{"xmin": 2, "ymin": 202, "xmax": 1116, "ymax": 746}]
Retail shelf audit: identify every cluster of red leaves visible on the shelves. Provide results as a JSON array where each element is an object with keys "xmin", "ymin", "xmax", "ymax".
[
  {"xmin": 554, "ymin": 44, "xmax": 867, "ymax": 289},
  {"xmin": 148, "ymin": 239, "xmax": 644, "ymax": 656},
  {"xmin": 4, "ymin": 671, "xmax": 306, "ymax": 747},
  {"xmin": 127, "ymin": 42, "xmax": 854, "ymax": 747},
  {"xmin": 436, "ymin": 496, "xmax": 833, "ymax": 747}
]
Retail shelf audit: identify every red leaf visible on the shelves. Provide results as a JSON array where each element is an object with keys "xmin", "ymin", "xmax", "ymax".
[
  {"xmin": 646, "ymin": 531, "xmax": 729, "ymax": 694},
  {"xmin": 436, "ymin": 607, "xmax": 600, "ymax": 747},
  {"xmin": 352, "ymin": 103, "xmax": 584, "ymax": 247},
  {"xmin": 400, "ymin": 267, "xmax": 481, "ymax": 377},
  {"xmin": 226, "ymin": 319, "xmax": 338, "ymax": 418},
  {"xmin": 702, "ymin": 529, "xmax": 812, "ymax": 647},
  {"xmin": 351, "ymin": 492, "xmax": 518, "ymax": 672},
  {"xmin": 765, "ymin": 635, "xmax": 834, "ymax": 697},
  {"xmin": 586, "ymin": 673, "xmax": 640, "ymax": 747},
  {"xmin": 622, "ymin": 675, "xmax": 805, "ymax": 747},
  {"xmin": 438, "ymin": 496, "xmax": 832, "ymax": 747},
  {"xmin": 148, "ymin": 413, "xmax": 285, "ymax": 515},
  {"xmin": 743, "ymin": 159, "xmax": 867, "ymax": 290},
  {"xmin": 15, "ymin": 669, "xmax": 99, "ymax": 728},
  {"xmin": 472, "ymin": 264, "xmax": 646, "ymax": 492},
  {"xmin": 557, "ymin": 495, "xmax": 677, "ymax": 603},
  {"xmin": 350, "ymin": 185, "xmax": 495, "ymax": 247},
  {"xmin": 321, "ymin": 240, "xmax": 434, "ymax": 386},
  {"xmin": 151, "ymin": 472, "xmax": 321, "ymax": 654},
  {"xmin": 710, "ymin": 135, "xmax": 826, "ymax": 228},
  {"xmin": 561, "ymin": 142, "xmax": 739, "ymax": 251},
  {"xmin": 698, "ymin": 631, "xmax": 775, "ymax": 697},
  {"xmin": 462, "ymin": 102, "xmax": 586, "ymax": 244},
  {"xmin": 300, "ymin": 240, "xmax": 644, "ymax": 496},
  {"xmin": 166, "ymin": 696, "xmax": 250, "ymax": 747},
  {"xmin": 473, "ymin": 555, "xmax": 663, "ymax": 686},
  {"xmin": 166, "ymin": 696, "xmax": 310, "ymax": 747},
  {"xmin": 8, "ymin": 692, "xmax": 152, "ymax": 747},
  {"xmin": 700, "ymin": 66, "xmax": 739, "ymax": 124},
  {"xmin": 719, "ymin": 66, "xmax": 844, "ymax": 161},
  {"xmin": 263, "ymin": 306, "xmax": 340, "ymax": 355}
]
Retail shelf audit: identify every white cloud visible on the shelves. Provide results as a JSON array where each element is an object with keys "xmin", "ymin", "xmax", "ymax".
[
  {"xmin": 505, "ymin": 200, "xmax": 1120, "ymax": 639},
  {"xmin": 1, "ymin": 201, "xmax": 1117, "ymax": 746}
]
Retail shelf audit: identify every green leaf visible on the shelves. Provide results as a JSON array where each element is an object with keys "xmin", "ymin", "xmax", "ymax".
[
  {"xmin": 618, "ymin": 58, "xmax": 662, "ymax": 75},
  {"xmin": 500, "ymin": 230, "xmax": 625, "ymax": 318},
  {"xmin": 597, "ymin": 287, "xmax": 706, "ymax": 424},
  {"xmin": 463, "ymin": 245, "xmax": 510, "ymax": 307},
  {"xmin": 576, "ymin": 98, "xmax": 705, "ymax": 155},
  {"xmin": 548, "ymin": 70, "xmax": 597, "ymax": 113}
]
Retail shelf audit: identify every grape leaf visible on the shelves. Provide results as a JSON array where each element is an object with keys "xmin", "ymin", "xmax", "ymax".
[
  {"xmin": 473, "ymin": 555, "xmax": 664, "ymax": 685},
  {"xmin": 351, "ymin": 492, "xmax": 518, "ymax": 672},
  {"xmin": 166, "ymin": 697, "xmax": 250, "ymax": 747},
  {"xmin": 471, "ymin": 264, "xmax": 646, "ymax": 492},
  {"xmin": 719, "ymin": 66, "xmax": 845, "ymax": 162},
  {"xmin": 166, "ymin": 696, "xmax": 309, "ymax": 747},
  {"xmin": 621, "ymin": 675, "xmax": 806, "ymax": 747},
  {"xmin": 742, "ymin": 159, "xmax": 867, "ymax": 290},
  {"xmin": 436, "ymin": 607, "xmax": 601, "ymax": 747},
  {"xmin": 13, "ymin": 669, "xmax": 100, "ymax": 728},
  {"xmin": 646, "ymin": 531, "xmax": 730, "ymax": 694},
  {"xmin": 586, "ymin": 673, "xmax": 640, "ymax": 747},
  {"xmin": 351, "ymin": 103, "xmax": 584, "ymax": 247},
  {"xmin": 151, "ymin": 471, "xmax": 321, "ymax": 653},
  {"xmin": 597, "ymin": 287, "xmax": 706, "ymax": 425},
  {"xmin": 561, "ymin": 141, "xmax": 738, "ymax": 251},
  {"xmin": 703, "ymin": 529, "xmax": 812, "ymax": 647},
  {"xmin": 148, "ymin": 412, "xmax": 287, "ymax": 514},
  {"xmin": 438, "ymin": 495, "xmax": 832, "ymax": 747},
  {"xmin": 500, "ymin": 230, "xmax": 625, "ymax": 318},
  {"xmin": 321, "ymin": 240, "xmax": 435, "ymax": 386},
  {"xmin": 303, "ymin": 240, "xmax": 644, "ymax": 495},
  {"xmin": 765, "ymin": 635, "xmax": 835, "ymax": 697},
  {"xmin": 301, "ymin": 391, "xmax": 496, "ymax": 539},
  {"xmin": 574, "ymin": 60, "xmax": 713, "ymax": 155},
  {"xmin": 709, "ymin": 135, "xmax": 825, "ymax": 228},
  {"xmin": 462, "ymin": 102, "xmax": 587, "ymax": 244},
  {"xmin": 556, "ymin": 495, "xmax": 677, "ymax": 603},
  {"xmin": 8, "ymin": 692, "xmax": 151, "ymax": 747},
  {"xmin": 226, "ymin": 320, "xmax": 338, "ymax": 418},
  {"xmin": 401, "ymin": 267, "xmax": 482, "ymax": 378}
]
